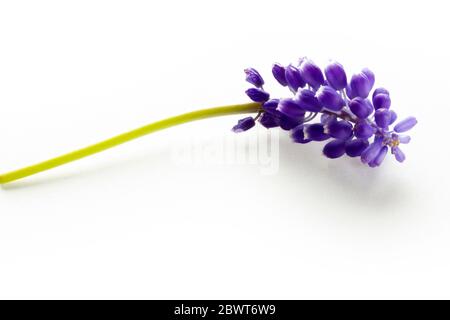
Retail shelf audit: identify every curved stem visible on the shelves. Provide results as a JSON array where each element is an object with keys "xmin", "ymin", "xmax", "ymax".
[{"xmin": 0, "ymin": 102, "xmax": 261, "ymax": 184}]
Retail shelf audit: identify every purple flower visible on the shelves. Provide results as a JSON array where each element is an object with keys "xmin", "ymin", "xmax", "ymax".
[
  {"xmin": 304, "ymin": 123, "xmax": 329, "ymax": 141},
  {"xmin": 244, "ymin": 68, "xmax": 264, "ymax": 88},
  {"xmin": 388, "ymin": 133, "xmax": 410, "ymax": 163},
  {"xmin": 237, "ymin": 58, "xmax": 417, "ymax": 168},
  {"xmin": 361, "ymin": 138, "xmax": 383, "ymax": 164},
  {"xmin": 277, "ymin": 98, "xmax": 305, "ymax": 120},
  {"xmin": 362, "ymin": 68, "xmax": 375, "ymax": 88},
  {"xmin": 262, "ymin": 99, "xmax": 302, "ymax": 130},
  {"xmin": 354, "ymin": 121, "xmax": 375, "ymax": 139},
  {"xmin": 259, "ymin": 112, "xmax": 279, "ymax": 128},
  {"xmin": 372, "ymin": 87, "xmax": 390, "ymax": 100},
  {"xmin": 345, "ymin": 139, "xmax": 369, "ymax": 157},
  {"xmin": 373, "ymin": 93, "xmax": 391, "ymax": 110},
  {"xmin": 299, "ymin": 58, "xmax": 325, "ymax": 89},
  {"xmin": 245, "ymin": 88, "xmax": 270, "ymax": 102},
  {"xmin": 232, "ymin": 117, "xmax": 255, "ymax": 133},
  {"xmin": 394, "ymin": 117, "xmax": 417, "ymax": 133},
  {"xmin": 316, "ymin": 86, "xmax": 345, "ymax": 111},
  {"xmin": 323, "ymin": 139, "xmax": 346, "ymax": 159},
  {"xmin": 395, "ymin": 134, "xmax": 411, "ymax": 144},
  {"xmin": 324, "ymin": 61, "xmax": 347, "ymax": 90},
  {"xmin": 262, "ymin": 99, "xmax": 279, "ymax": 115},
  {"xmin": 388, "ymin": 110, "xmax": 397, "ymax": 125},
  {"xmin": 296, "ymin": 89, "xmax": 322, "ymax": 112},
  {"xmin": 368, "ymin": 145, "xmax": 388, "ymax": 167},
  {"xmin": 285, "ymin": 65, "xmax": 306, "ymax": 92},
  {"xmin": 374, "ymin": 108, "xmax": 391, "ymax": 128},
  {"xmin": 272, "ymin": 63, "xmax": 288, "ymax": 86},
  {"xmin": 291, "ymin": 125, "xmax": 311, "ymax": 144},
  {"xmin": 350, "ymin": 71, "xmax": 374, "ymax": 98},
  {"xmin": 279, "ymin": 114, "xmax": 301, "ymax": 130},
  {"xmin": 325, "ymin": 119, "xmax": 353, "ymax": 140},
  {"xmin": 392, "ymin": 147, "xmax": 406, "ymax": 162},
  {"xmin": 346, "ymin": 84, "xmax": 356, "ymax": 99},
  {"xmin": 349, "ymin": 97, "xmax": 374, "ymax": 119}
]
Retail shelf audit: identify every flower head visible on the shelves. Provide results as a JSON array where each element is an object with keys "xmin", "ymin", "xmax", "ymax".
[{"xmin": 233, "ymin": 58, "xmax": 417, "ymax": 167}]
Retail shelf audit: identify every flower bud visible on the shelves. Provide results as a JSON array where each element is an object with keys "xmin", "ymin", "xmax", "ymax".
[
  {"xmin": 393, "ymin": 147, "xmax": 406, "ymax": 163},
  {"xmin": 345, "ymin": 84, "xmax": 355, "ymax": 99},
  {"xmin": 354, "ymin": 121, "xmax": 374, "ymax": 139},
  {"xmin": 396, "ymin": 134, "xmax": 411, "ymax": 144},
  {"xmin": 244, "ymin": 68, "xmax": 264, "ymax": 88},
  {"xmin": 368, "ymin": 146, "xmax": 388, "ymax": 167},
  {"xmin": 272, "ymin": 63, "xmax": 288, "ymax": 86},
  {"xmin": 285, "ymin": 65, "xmax": 306, "ymax": 92},
  {"xmin": 361, "ymin": 139, "xmax": 383, "ymax": 164},
  {"xmin": 372, "ymin": 93, "xmax": 391, "ymax": 110},
  {"xmin": 262, "ymin": 99, "xmax": 279, "ymax": 114},
  {"xmin": 372, "ymin": 87, "xmax": 390, "ymax": 100},
  {"xmin": 388, "ymin": 110, "xmax": 397, "ymax": 125},
  {"xmin": 350, "ymin": 71, "xmax": 374, "ymax": 98},
  {"xmin": 232, "ymin": 117, "xmax": 255, "ymax": 133},
  {"xmin": 245, "ymin": 88, "xmax": 270, "ymax": 102},
  {"xmin": 375, "ymin": 108, "xmax": 391, "ymax": 128},
  {"xmin": 325, "ymin": 119, "xmax": 353, "ymax": 140},
  {"xmin": 296, "ymin": 89, "xmax": 322, "ymax": 112},
  {"xmin": 323, "ymin": 139, "xmax": 346, "ymax": 159},
  {"xmin": 345, "ymin": 139, "xmax": 369, "ymax": 157},
  {"xmin": 316, "ymin": 86, "xmax": 345, "ymax": 111},
  {"xmin": 279, "ymin": 114, "xmax": 300, "ymax": 130},
  {"xmin": 291, "ymin": 125, "xmax": 311, "ymax": 144},
  {"xmin": 394, "ymin": 117, "xmax": 417, "ymax": 133},
  {"xmin": 259, "ymin": 112, "xmax": 279, "ymax": 128},
  {"xmin": 299, "ymin": 58, "xmax": 325, "ymax": 89},
  {"xmin": 324, "ymin": 61, "xmax": 347, "ymax": 90},
  {"xmin": 304, "ymin": 123, "xmax": 329, "ymax": 141},
  {"xmin": 277, "ymin": 98, "xmax": 305, "ymax": 120},
  {"xmin": 362, "ymin": 68, "xmax": 375, "ymax": 88},
  {"xmin": 349, "ymin": 97, "xmax": 374, "ymax": 118}
]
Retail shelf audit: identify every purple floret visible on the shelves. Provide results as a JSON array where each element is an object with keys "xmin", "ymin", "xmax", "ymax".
[
  {"xmin": 232, "ymin": 117, "xmax": 255, "ymax": 133},
  {"xmin": 325, "ymin": 61, "xmax": 347, "ymax": 90},
  {"xmin": 323, "ymin": 139, "xmax": 346, "ymax": 159},
  {"xmin": 245, "ymin": 88, "xmax": 270, "ymax": 103},
  {"xmin": 299, "ymin": 58, "xmax": 325, "ymax": 89},
  {"xmin": 272, "ymin": 63, "xmax": 288, "ymax": 87},
  {"xmin": 244, "ymin": 68, "xmax": 264, "ymax": 88}
]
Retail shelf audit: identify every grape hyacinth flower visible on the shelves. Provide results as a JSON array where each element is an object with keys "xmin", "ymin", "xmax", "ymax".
[
  {"xmin": 231, "ymin": 117, "xmax": 255, "ymax": 133},
  {"xmin": 324, "ymin": 61, "xmax": 347, "ymax": 90},
  {"xmin": 233, "ymin": 58, "xmax": 417, "ymax": 168},
  {"xmin": 299, "ymin": 58, "xmax": 325, "ymax": 89},
  {"xmin": 0, "ymin": 57, "xmax": 417, "ymax": 185},
  {"xmin": 244, "ymin": 68, "xmax": 264, "ymax": 88}
]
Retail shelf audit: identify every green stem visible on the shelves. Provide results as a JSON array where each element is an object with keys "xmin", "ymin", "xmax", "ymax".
[{"xmin": 0, "ymin": 102, "xmax": 261, "ymax": 184}]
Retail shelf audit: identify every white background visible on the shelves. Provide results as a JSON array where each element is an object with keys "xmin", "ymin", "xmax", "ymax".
[{"xmin": 0, "ymin": 0, "xmax": 449, "ymax": 299}]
